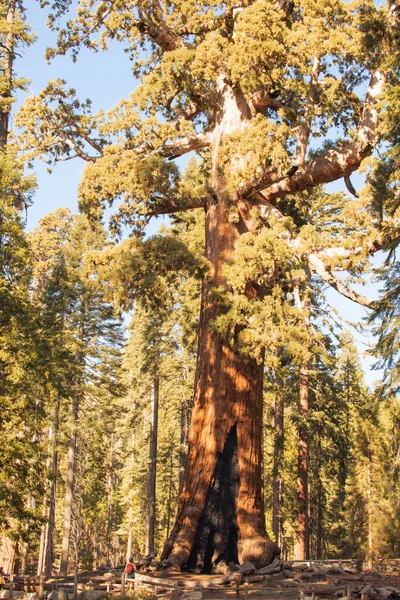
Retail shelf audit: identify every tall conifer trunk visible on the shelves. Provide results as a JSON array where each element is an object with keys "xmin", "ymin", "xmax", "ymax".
[
  {"xmin": 315, "ymin": 432, "xmax": 323, "ymax": 560},
  {"xmin": 162, "ymin": 83, "xmax": 277, "ymax": 570},
  {"xmin": 0, "ymin": 0, "xmax": 15, "ymax": 148},
  {"xmin": 44, "ymin": 392, "xmax": 60, "ymax": 576},
  {"xmin": 294, "ymin": 361, "xmax": 310, "ymax": 560},
  {"xmin": 179, "ymin": 402, "xmax": 190, "ymax": 495},
  {"xmin": 272, "ymin": 374, "xmax": 285, "ymax": 548},
  {"xmin": 293, "ymin": 283, "xmax": 310, "ymax": 560},
  {"xmin": 146, "ymin": 377, "xmax": 159, "ymax": 556},
  {"xmin": 59, "ymin": 391, "xmax": 79, "ymax": 576},
  {"xmin": 106, "ymin": 432, "xmax": 115, "ymax": 563}
]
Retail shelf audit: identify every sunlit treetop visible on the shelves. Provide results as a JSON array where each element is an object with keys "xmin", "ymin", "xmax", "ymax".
[{"xmin": 16, "ymin": 0, "xmax": 398, "ymax": 291}]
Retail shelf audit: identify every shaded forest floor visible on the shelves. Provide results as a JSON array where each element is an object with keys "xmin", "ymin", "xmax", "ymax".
[{"xmin": 136, "ymin": 565, "xmax": 400, "ymax": 600}]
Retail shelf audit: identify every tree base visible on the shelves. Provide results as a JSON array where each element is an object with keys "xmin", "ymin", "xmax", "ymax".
[
  {"xmin": 239, "ymin": 536, "xmax": 279, "ymax": 568},
  {"xmin": 165, "ymin": 427, "xmax": 279, "ymax": 573}
]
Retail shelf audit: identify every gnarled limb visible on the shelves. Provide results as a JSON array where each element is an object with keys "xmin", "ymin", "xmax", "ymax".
[
  {"xmin": 307, "ymin": 253, "xmax": 373, "ymax": 307},
  {"xmin": 255, "ymin": 70, "xmax": 386, "ymax": 201},
  {"xmin": 137, "ymin": 0, "xmax": 182, "ymax": 51},
  {"xmin": 249, "ymin": 90, "xmax": 285, "ymax": 114},
  {"xmin": 134, "ymin": 130, "xmax": 214, "ymax": 160},
  {"xmin": 294, "ymin": 57, "xmax": 321, "ymax": 167}
]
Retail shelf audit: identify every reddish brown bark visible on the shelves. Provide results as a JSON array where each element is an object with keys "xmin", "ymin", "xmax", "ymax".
[
  {"xmin": 162, "ymin": 82, "xmax": 277, "ymax": 571},
  {"xmin": 0, "ymin": 0, "xmax": 15, "ymax": 149},
  {"xmin": 161, "ymin": 196, "xmax": 277, "ymax": 571},
  {"xmin": 294, "ymin": 362, "xmax": 309, "ymax": 560},
  {"xmin": 146, "ymin": 377, "xmax": 159, "ymax": 556},
  {"xmin": 272, "ymin": 380, "xmax": 285, "ymax": 547}
]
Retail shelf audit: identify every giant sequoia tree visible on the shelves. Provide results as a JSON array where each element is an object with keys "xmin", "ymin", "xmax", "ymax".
[{"xmin": 18, "ymin": 0, "xmax": 398, "ymax": 570}]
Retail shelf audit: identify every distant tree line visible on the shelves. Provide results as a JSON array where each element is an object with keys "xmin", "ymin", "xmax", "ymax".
[{"xmin": 1, "ymin": 0, "xmax": 399, "ymax": 575}]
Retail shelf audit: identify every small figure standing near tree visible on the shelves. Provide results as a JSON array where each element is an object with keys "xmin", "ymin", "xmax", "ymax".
[{"xmin": 124, "ymin": 557, "xmax": 135, "ymax": 590}]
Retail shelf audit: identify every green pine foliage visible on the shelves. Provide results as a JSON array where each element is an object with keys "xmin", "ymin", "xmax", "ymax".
[{"xmin": 2, "ymin": 0, "xmax": 400, "ymax": 573}]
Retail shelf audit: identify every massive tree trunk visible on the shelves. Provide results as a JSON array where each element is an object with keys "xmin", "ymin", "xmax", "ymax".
[
  {"xmin": 162, "ymin": 198, "xmax": 276, "ymax": 571},
  {"xmin": 162, "ymin": 85, "xmax": 278, "ymax": 570}
]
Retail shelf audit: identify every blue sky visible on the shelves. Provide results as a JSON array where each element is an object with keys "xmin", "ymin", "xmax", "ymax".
[
  {"xmin": 16, "ymin": 2, "xmax": 136, "ymax": 231},
  {"xmin": 15, "ymin": 1, "xmax": 383, "ymax": 386}
]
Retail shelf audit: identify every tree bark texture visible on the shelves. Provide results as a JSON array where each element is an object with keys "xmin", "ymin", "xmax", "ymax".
[
  {"xmin": 162, "ymin": 83, "xmax": 277, "ymax": 571},
  {"xmin": 272, "ymin": 381, "xmax": 285, "ymax": 548},
  {"xmin": 59, "ymin": 392, "xmax": 79, "ymax": 576},
  {"xmin": 45, "ymin": 392, "xmax": 60, "ymax": 576},
  {"xmin": 179, "ymin": 401, "xmax": 191, "ymax": 495},
  {"xmin": 294, "ymin": 362, "xmax": 309, "ymax": 560},
  {"xmin": 146, "ymin": 377, "xmax": 159, "ymax": 556},
  {"xmin": 0, "ymin": 0, "xmax": 15, "ymax": 148}
]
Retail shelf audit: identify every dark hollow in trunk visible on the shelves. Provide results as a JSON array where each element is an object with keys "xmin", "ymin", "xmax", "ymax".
[{"xmin": 186, "ymin": 426, "xmax": 240, "ymax": 572}]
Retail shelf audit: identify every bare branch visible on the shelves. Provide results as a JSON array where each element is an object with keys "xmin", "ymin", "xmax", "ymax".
[
  {"xmin": 80, "ymin": 133, "xmax": 104, "ymax": 155},
  {"xmin": 134, "ymin": 130, "xmax": 213, "ymax": 159},
  {"xmin": 58, "ymin": 133, "xmax": 98, "ymax": 162},
  {"xmin": 294, "ymin": 56, "xmax": 321, "ymax": 167},
  {"xmin": 344, "ymin": 175, "xmax": 359, "ymax": 198},
  {"xmin": 308, "ymin": 252, "xmax": 373, "ymax": 307}
]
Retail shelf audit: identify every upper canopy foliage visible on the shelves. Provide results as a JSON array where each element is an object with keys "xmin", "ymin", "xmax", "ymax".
[
  {"xmin": 14, "ymin": 0, "xmax": 399, "ymax": 385},
  {"xmin": 16, "ymin": 0, "xmax": 397, "ymax": 230}
]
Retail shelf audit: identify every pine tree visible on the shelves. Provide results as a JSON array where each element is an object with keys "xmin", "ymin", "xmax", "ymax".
[
  {"xmin": 0, "ymin": 1, "xmax": 43, "ymax": 569},
  {"xmin": 29, "ymin": 210, "xmax": 125, "ymax": 574}
]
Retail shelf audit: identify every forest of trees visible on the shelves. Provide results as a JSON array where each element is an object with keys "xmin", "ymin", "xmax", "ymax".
[{"xmin": 1, "ymin": 0, "xmax": 399, "ymax": 577}]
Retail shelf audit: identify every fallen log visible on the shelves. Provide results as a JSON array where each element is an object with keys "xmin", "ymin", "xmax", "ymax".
[
  {"xmin": 258, "ymin": 558, "xmax": 283, "ymax": 575},
  {"xmin": 301, "ymin": 584, "xmax": 347, "ymax": 596},
  {"xmin": 134, "ymin": 573, "xmax": 235, "ymax": 590}
]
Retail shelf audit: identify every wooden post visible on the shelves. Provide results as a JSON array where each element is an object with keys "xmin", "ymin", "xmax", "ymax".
[
  {"xmin": 121, "ymin": 572, "xmax": 125, "ymax": 599},
  {"xmin": 9, "ymin": 573, "xmax": 14, "ymax": 600},
  {"xmin": 234, "ymin": 573, "xmax": 240, "ymax": 597},
  {"xmin": 39, "ymin": 573, "xmax": 45, "ymax": 600},
  {"xmin": 73, "ymin": 566, "xmax": 78, "ymax": 600},
  {"xmin": 106, "ymin": 582, "xmax": 110, "ymax": 594},
  {"xmin": 347, "ymin": 585, "xmax": 351, "ymax": 600},
  {"xmin": 172, "ymin": 583, "xmax": 179, "ymax": 600}
]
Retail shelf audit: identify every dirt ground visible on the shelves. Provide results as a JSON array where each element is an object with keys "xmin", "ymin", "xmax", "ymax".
[{"xmin": 137, "ymin": 567, "xmax": 400, "ymax": 600}]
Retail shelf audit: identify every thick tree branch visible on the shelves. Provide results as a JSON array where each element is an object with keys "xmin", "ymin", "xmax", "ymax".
[
  {"xmin": 145, "ymin": 198, "xmax": 206, "ymax": 217},
  {"xmin": 249, "ymin": 90, "xmax": 285, "ymax": 114},
  {"xmin": 137, "ymin": 0, "xmax": 181, "ymax": 51},
  {"xmin": 344, "ymin": 175, "xmax": 359, "ymax": 198},
  {"xmin": 133, "ymin": 130, "xmax": 213, "ymax": 159},
  {"xmin": 58, "ymin": 133, "xmax": 98, "ymax": 162},
  {"xmin": 256, "ymin": 70, "xmax": 387, "ymax": 201}
]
